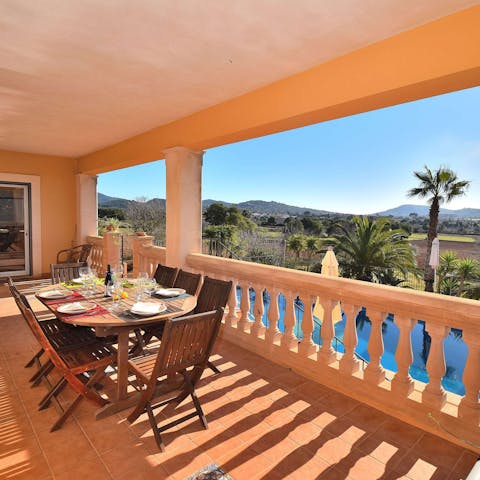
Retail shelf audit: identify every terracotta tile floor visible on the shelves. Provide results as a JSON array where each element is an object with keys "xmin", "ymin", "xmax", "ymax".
[{"xmin": 0, "ymin": 286, "xmax": 477, "ymax": 480}]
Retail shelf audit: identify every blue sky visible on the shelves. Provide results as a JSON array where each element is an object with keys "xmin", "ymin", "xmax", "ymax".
[{"xmin": 99, "ymin": 86, "xmax": 480, "ymax": 215}]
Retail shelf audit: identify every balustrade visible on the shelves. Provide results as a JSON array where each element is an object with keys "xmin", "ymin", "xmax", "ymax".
[{"xmin": 129, "ymin": 250, "xmax": 479, "ymax": 451}]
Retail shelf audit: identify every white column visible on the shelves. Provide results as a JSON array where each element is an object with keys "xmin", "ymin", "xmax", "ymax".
[
  {"xmin": 76, "ymin": 174, "xmax": 98, "ymax": 244},
  {"xmin": 164, "ymin": 147, "xmax": 204, "ymax": 268}
]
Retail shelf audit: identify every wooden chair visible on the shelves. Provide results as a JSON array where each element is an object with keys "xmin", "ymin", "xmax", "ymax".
[
  {"xmin": 56, "ymin": 243, "xmax": 92, "ymax": 264},
  {"xmin": 137, "ymin": 270, "xmax": 203, "ymax": 349},
  {"xmin": 50, "ymin": 262, "xmax": 87, "ymax": 284},
  {"xmin": 193, "ymin": 277, "xmax": 232, "ymax": 315},
  {"xmin": 127, "ymin": 308, "xmax": 223, "ymax": 451},
  {"xmin": 173, "ymin": 269, "xmax": 201, "ymax": 295},
  {"xmin": 153, "ymin": 264, "xmax": 178, "ymax": 287},
  {"xmin": 191, "ymin": 277, "xmax": 232, "ymax": 374},
  {"xmin": 16, "ymin": 294, "xmax": 117, "ymax": 431}
]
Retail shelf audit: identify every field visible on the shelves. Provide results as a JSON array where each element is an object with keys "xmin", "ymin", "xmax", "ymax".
[
  {"xmin": 409, "ymin": 235, "xmax": 480, "ymax": 267},
  {"xmin": 408, "ymin": 233, "xmax": 475, "ymax": 243}
]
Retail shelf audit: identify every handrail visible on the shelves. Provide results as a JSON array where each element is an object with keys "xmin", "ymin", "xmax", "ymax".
[{"xmin": 187, "ymin": 253, "xmax": 480, "ymax": 333}]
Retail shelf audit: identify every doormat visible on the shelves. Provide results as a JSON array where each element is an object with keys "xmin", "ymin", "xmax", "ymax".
[{"xmin": 184, "ymin": 463, "xmax": 233, "ymax": 480}]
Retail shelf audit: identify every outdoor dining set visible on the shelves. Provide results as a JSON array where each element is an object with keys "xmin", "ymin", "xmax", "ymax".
[{"xmin": 7, "ymin": 261, "xmax": 232, "ymax": 452}]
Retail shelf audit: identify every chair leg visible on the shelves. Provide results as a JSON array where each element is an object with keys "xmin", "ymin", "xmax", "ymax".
[
  {"xmin": 50, "ymin": 369, "xmax": 107, "ymax": 431},
  {"xmin": 207, "ymin": 360, "xmax": 221, "ymax": 374},
  {"xmin": 25, "ymin": 348, "xmax": 44, "ymax": 368},
  {"xmin": 190, "ymin": 390, "xmax": 208, "ymax": 429},
  {"xmin": 30, "ymin": 360, "xmax": 54, "ymax": 386},
  {"xmin": 146, "ymin": 402, "xmax": 165, "ymax": 452},
  {"xmin": 50, "ymin": 395, "xmax": 83, "ymax": 432},
  {"xmin": 38, "ymin": 377, "xmax": 67, "ymax": 410}
]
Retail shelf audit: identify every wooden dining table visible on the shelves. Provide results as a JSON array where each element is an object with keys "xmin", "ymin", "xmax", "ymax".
[{"xmin": 36, "ymin": 282, "xmax": 196, "ymax": 417}]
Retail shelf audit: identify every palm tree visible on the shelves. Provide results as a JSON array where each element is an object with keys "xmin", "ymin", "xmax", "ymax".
[
  {"xmin": 408, "ymin": 166, "xmax": 470, "ymax": 292},
  {"xmin": 332, "ymin": 216, "xmax": 416, "ymax": 283},
  {"xmin": 287, "ymin": 234, "xmax": 306, "ymax": 259},
  {"xmin": 305, "ymin": 236, "xmax": 320, "ymax": 260},
  {"xmin": 456, "ymin": 258, "xmax": 479, "ymax": 297}
]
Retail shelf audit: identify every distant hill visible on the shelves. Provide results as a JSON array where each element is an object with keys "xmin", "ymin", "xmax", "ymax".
[
  {"xmin": 375, "ymin": 204, "xmax": 480, "ymax": 219},
  {"xmin": 98, "ymin": 193, "xmax": 132, "ymax": 209},
  {"xmin": 98, "ymin": 194, "xmax": 479, "ymax": 219},
  {"xmin": 203, "ymin": 199, "xmax": 332, "ymax": 216},
  {"xmin": 100, "ymin": 194, "xmax": 335, "ymax": 216}
]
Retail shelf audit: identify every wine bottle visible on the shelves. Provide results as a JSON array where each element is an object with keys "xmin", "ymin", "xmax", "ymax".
[{"xmin": 104, "ymin": 264, "xmax": 113, "ymax": 297}]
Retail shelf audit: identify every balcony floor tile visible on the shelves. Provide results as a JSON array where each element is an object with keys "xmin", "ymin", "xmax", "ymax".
[{"xmin": 0, "ymin": 286, "xmax": 475, "ymax": 480}]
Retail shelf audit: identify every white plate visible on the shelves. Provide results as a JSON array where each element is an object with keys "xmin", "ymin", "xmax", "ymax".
[
  {"xmin": 57, "ymin": 302, "xmax": 96, "ymax": 314},
  {"xmin": 71, "ymin": 277, "xmax": 83, "ymax": 284},
  {"xmin": 155, "ymin": 288, "xmax": 186, "ymax": 297},
  {"xmin": 130, "ymin": 302, "xmax": 167, "ymax": 316},
  {"xmin": 38, "ymin": 290, "xmax": 67, "ymax": 299}
]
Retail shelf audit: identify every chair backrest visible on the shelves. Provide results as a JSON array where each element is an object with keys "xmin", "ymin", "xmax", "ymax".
[
  {"xmin": 50, "ymin": 262, "xmax": 87, "ymax": 284},
  {"xmin": 193, "ymin": 277, "xmax": 232, "ymax": 314},
  {"xmin": 57, "ymin": 244, "xmax": 93, "ymax": 263},
  {"xmin": 150, "ymin": 308, "xmax": 223, "ymax": 382},
  {"xmin": 173, "ymin": 269, "xmax": 201, "ymax": 295},
  {"xmin": 153, "ymin": 264, "xmax": 178, "ymax": 287}
]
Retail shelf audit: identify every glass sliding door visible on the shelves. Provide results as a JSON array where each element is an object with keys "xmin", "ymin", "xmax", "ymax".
[{"xmin": 0, "ymin": 183, "xmax": 31, "ymax": 276}]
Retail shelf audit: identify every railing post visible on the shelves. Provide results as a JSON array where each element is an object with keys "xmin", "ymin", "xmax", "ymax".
[
  {"xmin": 132, "ymin": 235, "xmax": 153, "ymax": 277},
  {"xmin": 391, "ymin": 315, "xmax": 415, "ymax": 397},
  {"xmin": 266, "ymin": 288, "xmax": 281, "ymax": 345},
  {"xmin": 339, "ymin": 303, "xmax": 361, "ymax": 376},
  {"xmin": 251, "ymin": 285, "xmax": 266, "ymax": 337},
  {"xmin": 281, "ymin": 292, "xmax": 298, "ymax": 351},
  {"xmin": 422, "ymin": 323, "xmax": 448, "ymax": 410},
  {"xmin": 237, "ymin": 282, "xmax": 251, "ymax": 332},
  {"xmin": 226, "ymin": 279, "xmax": 238, "ymax": 328},
  {"xmin": 102, "ymin": 232, "xmax": 122, "ymax": 273},
  {"xmin": 299, "ymin": 293, "xmax": 316, "ymax": 357},
  {"xmin": 317, "ymin": 297, "xmax": 336, "ymax": 365},
  {"xmin": 363, "ymin": 310, "xmax": 386, "ymax": 386},
  {"xmin": 458, "ymin": 331, "xmax": 480, "ymax": 423}
]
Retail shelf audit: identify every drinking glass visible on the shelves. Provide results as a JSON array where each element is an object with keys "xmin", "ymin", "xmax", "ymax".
[
  {"xmin": 144, "ymin": 278, "xmax": 157, "ymax": 298},
  {"xmin": 112, "ymin": 264, "xmax": 123, "ymax": 283},
  {"xmin": 84, "ymin": 271, "xmax": 96, "ymax": 297},
  {"xmin": 111, "ymin": 282, "xmax": 124, "ymax": 311},
  {"xmin": 78, "ymin": 266, "xmax": 90, "ymax": 292}
]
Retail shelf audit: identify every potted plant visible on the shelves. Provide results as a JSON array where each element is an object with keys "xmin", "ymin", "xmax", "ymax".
[{"xmin": 105, "ymin": 217, "xmax": 120, "ymax": 232}]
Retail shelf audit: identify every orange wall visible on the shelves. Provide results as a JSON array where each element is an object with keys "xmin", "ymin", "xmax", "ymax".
[
  {"xmin": 78, "ymin": 5, "xmax": 480, "ymax": 174},
  {"xmin": 0, "ymin": 150, "xmax": 77, "ymax": 273}
]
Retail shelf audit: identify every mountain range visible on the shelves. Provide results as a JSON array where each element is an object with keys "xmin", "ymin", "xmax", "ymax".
[{"xmin": 98, "ymin": 193, "xmax": 480, "ymax": 219}]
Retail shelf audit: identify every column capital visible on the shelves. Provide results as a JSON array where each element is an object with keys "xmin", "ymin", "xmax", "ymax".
[{"xmin": 163, "ymin": 146, "xmax": 204, "ymax": 160}]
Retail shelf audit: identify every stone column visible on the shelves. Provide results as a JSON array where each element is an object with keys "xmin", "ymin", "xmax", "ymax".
[
  {"xmin": 76, "ymin": 174, "xmax": 98, "ymax": 244},
  {"xmin": 164, "ymin": 147, "xmax": 204, "ymax": 268}
]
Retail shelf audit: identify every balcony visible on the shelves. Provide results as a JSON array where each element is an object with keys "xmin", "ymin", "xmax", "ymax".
[{"xmin": 0, "ymin": 283, "xmax": 477, "ymax": 480}]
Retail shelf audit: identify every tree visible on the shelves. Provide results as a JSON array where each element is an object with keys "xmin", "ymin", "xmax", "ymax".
[
  {"xmin": 408, "ymin": 166, "xmax": 470, "ymax": 292},
  {"xmin": 305, "ymin": 236, "xmax": 320, "ymax": 260},
  {"xmin": 332, "ymin": 216, "xmax": 416, "ymax": 284},
  {"xmin": 204, "ymin": 203, "xmax": 228, "ymax": 225},
  {"xmin": 125, "ymin": 199, "xmax": 165, "ymax": 241},
  {"xmin": 456, "ymin": 258, "xmax": 479, "ymax": 297},
  {"xmin": 284, "ymin": 217, "xmax": 304, "ymax": 234},
  {"xmin": 287, "ymin": 234, "xmax": 306, "ymax": 258}
]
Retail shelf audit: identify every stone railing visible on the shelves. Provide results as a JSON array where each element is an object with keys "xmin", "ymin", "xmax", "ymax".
[
  {"xmin": 85, "ymin": 235, "xmax": 104, "ymax": 273},
  {"xmin": 185, "ymin": 253, "xmax": 480, "ymax": 452},
  {"xmin": 132, "ymin": 237, "xmax": 165, "ymax": 277}
]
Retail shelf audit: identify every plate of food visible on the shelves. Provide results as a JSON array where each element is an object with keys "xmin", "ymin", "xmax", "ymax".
[
  {"xmin": 130, "ymin": 301, "xmax": 167, "ymax": 316},
  {"xmin": 38, "ymin": 290, "xmax": 67, "ymax": 299},
  {"xmin": 57, "ymin": 302, "xmax": 96, "ymax": 314},
  {"xmin": 155, "ymin": 288, "xmax": 186, "ymax": 297}
]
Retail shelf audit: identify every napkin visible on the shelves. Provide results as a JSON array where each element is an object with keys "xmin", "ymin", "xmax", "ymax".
[
  {"xmin": 59, "ymin": 302, "xmax": 85, "ymax": 313},
  {"xmin": 131, "ymin": 302, "xmax": 160, "ymax": 314},
  {"xmin": 42, "ymin": 290, "xmax": 65, "ymax": 298}
]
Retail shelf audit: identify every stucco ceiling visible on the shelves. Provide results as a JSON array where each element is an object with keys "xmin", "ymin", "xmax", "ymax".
[{"xmin": 0, "ymin": 0, "xmax": 476, "ymax": 158}]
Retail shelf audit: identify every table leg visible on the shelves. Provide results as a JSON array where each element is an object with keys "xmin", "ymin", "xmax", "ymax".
[{"xmin": 116, "ymin": 330, "xmax": 130, "ymax": 401}]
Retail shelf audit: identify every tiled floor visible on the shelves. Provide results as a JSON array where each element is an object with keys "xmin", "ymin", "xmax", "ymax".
[{"xmin": 0, "ymin": 286, "xmax": 477, "ymax": 480}]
